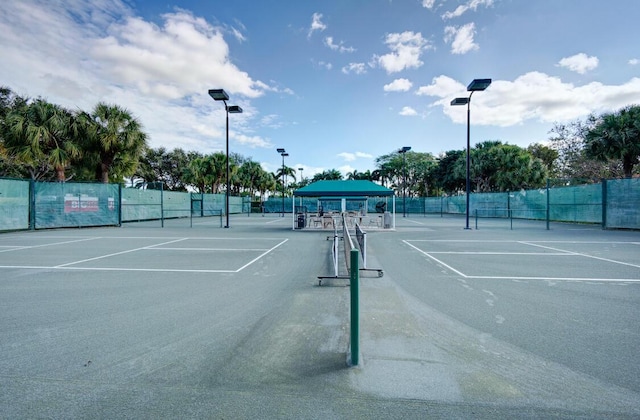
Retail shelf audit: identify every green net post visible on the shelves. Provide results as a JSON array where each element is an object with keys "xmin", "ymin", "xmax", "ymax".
[
  {"xmin": 546, "ymin": 179, "xmax": 550, "ymax": 230},
  {"xmin": 29, "ymin": 179, "xmax": 35, "ymax": 230},
  {"xmin": 350, "ymin": 248, "xmax": 359, "ymax": 366},
  {"xmin": 601, "ymin": 179, "xmax": 607, "ymax": 229}
]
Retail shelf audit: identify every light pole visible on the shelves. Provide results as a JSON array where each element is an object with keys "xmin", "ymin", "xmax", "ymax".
[
  {"xmin": 277, "ymin": 148, "xmax": 288, "ymax": 217},
  {"xmin": 450, "ymin": 78, "xmax": 491, "ymax": 230},
  {"xmin": 398, "ymin": 146, "xmax": 411, "ymax": 217},
  {"xmin": 298, "ymin": 167, "xmax": 304, "ymax": 207},
  {"xmin": 209, "ymin": 89, "xmax": 243, "ymax": 229}
]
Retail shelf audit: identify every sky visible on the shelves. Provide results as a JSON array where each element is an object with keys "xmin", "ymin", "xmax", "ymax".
[{"xmin": 1, "ymin": 0, "xmax": 639, "ymax": 179}]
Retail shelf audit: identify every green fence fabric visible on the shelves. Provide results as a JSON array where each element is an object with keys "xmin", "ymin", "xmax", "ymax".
[
  {"xmin": 0, "ymin": 178, "xmax": 30, "ymax": 231},
  {"xmin": 1, "ymin": 178, "xmax": 639, "ymax": 231},
  {"xmin": 34, "ymin": 182, "xmax": 119, "ymax": 229},
  {"xmin": 121, "ymin": 188, "xmax": 162, "ymax": 221},
  {"xmin": 606, "ymin": 178, "xmax": 640, "ymax": 229}
]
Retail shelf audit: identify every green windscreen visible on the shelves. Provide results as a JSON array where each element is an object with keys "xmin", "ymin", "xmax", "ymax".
[{"xmin": 0, "ymin": 178, "xmax": 30, "ymax": 230}]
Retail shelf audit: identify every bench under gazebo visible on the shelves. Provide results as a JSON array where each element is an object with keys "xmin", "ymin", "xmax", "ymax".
[{"xmin": 291, "ymin": 180, "xmax": 395, "ymax": 230}]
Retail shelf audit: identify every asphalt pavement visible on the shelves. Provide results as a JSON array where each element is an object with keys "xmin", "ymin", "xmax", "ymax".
[{"xmin": 1, "ymin": 214, "xmax": 639, "ymax": 419}]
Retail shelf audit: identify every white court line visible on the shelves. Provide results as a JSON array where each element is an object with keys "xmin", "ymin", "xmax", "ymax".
[
  {"xmin": 55, "ymin": 238, "xmax": 189, "ymax": 268},
  {"xmin": 0, "ymin": 237, "xmax": 100, "ymax": 253},
  {"xmin": 405, "ymin": 219, "xmax": 426, "ymax": 225},
  {"xmin": 265, "ymin": 218, "xmax": 286, "ymax": 225},
  {"xmin": 403, "ymin": 239, "xmax": 640, "ymax": 283},
  {"xmin": 235, "ymin": 239, "xmax": 288, "ymax": 272},
  {"xmin": 403, "ymin": 240, "xmax": 468, "ymax": 278},
  {"xmin": 519, "ymin": 241, "xmax": 640, "ymax": 269},
  {"xmin": 0, "ymin": 265, "xmax": 238, "ymax": 273},
  {"xmin": 425, "ymin": 252, "xmax": 572, "ymax": 256},
  {"xmin": 0, "ymin": 238, "xmax": 289, "ymax": 273},
  {"xmin": 149, "ymin": 247, "xmax": 270, "ymax": 252},
  {"xmin": 465, "ymin": 275, "xmax": 640, "ymax": 282}
]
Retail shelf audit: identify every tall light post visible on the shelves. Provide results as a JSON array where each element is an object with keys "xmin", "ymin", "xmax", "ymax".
[
  {"xmin": 209, "ymin": 89, "xmax": 243, "ymax": 229},
  {"xmin": 398, "ymin": 146, "xmax": 411, "ymax": 217},
  {"xmin": 277, "ymin": 148, "xmax": 288, "ymax": 217},
  {"xmin": 298, "ymin": 167, "xmax": 304, "ymax": 185},
  {"xmin": 450, "ymin": 78, "xmax": 491, "ymax": 230}
]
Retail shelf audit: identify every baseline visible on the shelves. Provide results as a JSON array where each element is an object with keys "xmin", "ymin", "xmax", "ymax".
[{"xmin": 403, "ymin": 239, "xmax": 640, "ymax": 283}]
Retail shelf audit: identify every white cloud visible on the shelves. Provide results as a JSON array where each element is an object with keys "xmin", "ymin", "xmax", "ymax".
[
  {"xmin": 375, "ymin": 31, "xmax": 432, "ymax": 74},
  {"xmin": 319, "ymin": 60, "xmax": 333, "ymax": 70},
  {"xmin": 338, "ymin": 151, "xmax": 373, "ymax": 161},
  {"xmin": 630, "ymin": 58, "xmax": 639, "ymax": 66},
  {"xmin": 416, "ymin": 72, "xmax": 640, "ymax": 127},
  {"xmin": 230, "ymin": 26, "xmax": 246, "ymax": 43},
  {"xmin": 324, "ymin": 36, "xmax": 356, "ymax": 53},
  {"xmin": 444, "ymin": 23, "xmax": 479, "ymax": 54},
  {"xmin": 0, "ymin": 1, "xmax": 272, "ymax": 154},
  {"xmin": 342, "ymin": 62, "xmax": 367, "ymax": 75},
  {"xmin": 442, "ymin": 0, "xmax": 494, "ymax": 20},
  {"xmin": 422, "ymin": 0, "xmax": 436, "ymax": 9},
  {"xmin": 557, "ymin": 53, "xmax": 599, "ymax": 74},
  {"xmin": 356, "ymin": 151, "xmax": 374, "ymax": 158},
  {"xmin": 384, "ymin": 78, "xmax": 413, "ymax": 92},
  {"xmin": 92, "ymin": 11, "xmax": 267, "ymax": 99},
  {"xmin": 338, "ymin": 152, "xmax": 357, "ymax": 162},
  {"xmin": 399, "ymin": 106, "xmax": 418, "ymax": 116},
  {"xmin": 233, "ymin": 133, "xmax": 272, "ymax": 148},
  {"xmin": 308, "ymin": 12, "xmax": 326, "ymax": 38}
]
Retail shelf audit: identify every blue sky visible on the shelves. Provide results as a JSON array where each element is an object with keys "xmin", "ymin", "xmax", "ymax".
[{"xmin": 1, "ymin": 0, "xmax": 639, "ymax": 179}]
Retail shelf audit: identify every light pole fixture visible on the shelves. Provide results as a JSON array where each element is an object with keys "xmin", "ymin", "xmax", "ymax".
[
  {"xmin": 209, "ymin": 89, "xmax": 243, "ymax": 229},
  {"xmin": 398, "ymin": 146, "xmax": 411, "ymax": 217},
  {"xmin": 298, "ymin": 167, "xmax": 304, "ymax": 184},
  {"xmin": 450, "ymin": 78, "xmax": 491, "ymax": 230},
  {"xmin": 277, "ymin": 148, "xmax": 288, "ymax": 217}
]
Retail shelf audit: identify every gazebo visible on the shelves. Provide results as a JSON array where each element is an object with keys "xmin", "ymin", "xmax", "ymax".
[{"xmin": 291, "ymin": 180, "xmax": 395, "ymax": 230}]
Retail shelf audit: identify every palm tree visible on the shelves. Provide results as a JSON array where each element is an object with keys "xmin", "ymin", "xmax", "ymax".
[
  {"xmin": 82, "ymin": 103, "xmax": 147, "ymax": 183},
  {"xmin": 585, "ymin": 105, "xmax": 640, "ymax": 178},
  {"xmin": 5, "ymin": 99, "xmax": 80, "ymax": 181},
  {"xmin": 184, "ymin": 155, "xmax": 210, "ymax": 193}
]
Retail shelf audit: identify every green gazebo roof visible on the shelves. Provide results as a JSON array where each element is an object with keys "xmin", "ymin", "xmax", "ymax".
[{"xmin": 293, "ymin": 180, "xmax": 394, "ymax": 197}]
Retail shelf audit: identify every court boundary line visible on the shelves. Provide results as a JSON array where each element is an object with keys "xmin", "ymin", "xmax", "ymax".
[
  {"xmin": 403, "ymin": 239, "xmax": 640, "ymax": 283},
  {"xmin": 0, "ymin": 238, "xmax": 289, "ymax": 274}
]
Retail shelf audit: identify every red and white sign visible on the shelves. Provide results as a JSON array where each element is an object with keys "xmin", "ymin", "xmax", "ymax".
[{"xmin": 64, "ymin": 194, "xmax": 99, "ymax": 213}]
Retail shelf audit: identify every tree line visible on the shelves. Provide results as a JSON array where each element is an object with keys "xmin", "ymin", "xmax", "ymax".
[{"xmin": 1, "ymin": 86, "xmax": 638, "ymax": 199}]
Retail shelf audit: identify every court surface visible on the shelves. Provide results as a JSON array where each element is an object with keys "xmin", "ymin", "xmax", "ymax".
[{"xmin": 1, "ymin": 214, "xmax": 639, "ymax": 418}]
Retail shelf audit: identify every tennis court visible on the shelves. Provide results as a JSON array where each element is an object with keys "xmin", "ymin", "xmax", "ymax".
[
  {"xmin": 403, "ymin": 239, "xmax": 640, "ymax": 282},
  {"xmin": 0, "ymin": 233, "xmax": 287, "ymax": 273},
  {"xmin": 1, "ymin": 214, "xmax": 640, "ymax": 418}
]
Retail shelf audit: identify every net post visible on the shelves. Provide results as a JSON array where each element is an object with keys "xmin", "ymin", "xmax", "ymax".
[
  {"xmin": 350, "ymin": 248, "xmax": 359, "ymax": 366},
  {"xmin": 546, "ymin": 179, "xmax": 550, "ymax": 230},
  {"xmin": 160, "ymin": 182, "xmax": 164, "ymax": 228},
  {"xmin": 601, "ymin": 178, "xmax": 607, "ymax": 230}
]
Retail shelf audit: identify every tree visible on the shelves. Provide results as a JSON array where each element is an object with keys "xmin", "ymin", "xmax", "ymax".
[
  {"xmin": 311, "ymin": 169, "xmax": 342, "ymax": 181},
  {"xmin": 467, "ymin": 141, "xmax": 547, "ymax": 192},
  {"xmin": 81, "ymin": 103, "xmax": 147, "ymax": 184},
  {"xmin": 527, "ymin": 143, "xmax": 559, "ymax": 176},
  {"xmin": 584, "ymin": 105, "xmax": 640, "ymax": 178},
  {"xmin": 547, "ymin": 120, "xmax": 618, "ymax": 182},
  {"xmin": 5, "ymin": 99, "xmax": 80, "ymax": 181},
  {"xmin": 235, "ymin": 160, "xmax": 264, "ymax": 197},
  {"xmin": 0, "ymin": 87, "xmax": 31, "ymax": 178},
  {"xmin": 433, "ymin": 150, "xmax": 465, "ymax": 195},
  {"xmin": 374, "ymin": 151, "xmax": 437, "ymax": 196}
]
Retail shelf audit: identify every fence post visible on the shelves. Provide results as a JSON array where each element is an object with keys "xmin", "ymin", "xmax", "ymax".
[
  {"xmin": 601, "ymin": 179, "xmax": 607, "ymax": 230},
  {"xmin": 546, "ymin": 179, "xmax": 550, "ymax": 230},
  {"xmin": 29, "ymin": 179, "xmax": 36, "ymax": 230},
  {"xmin": 160, "ymin": 182, "xmax": 164, "ymax": 228},
  {"xmin": 350, "ymin": 248, "xmax": 359, "ymax": 366},
  {"xmin": 118, "ymin": 184, "xmax": 122, "ymax": 227}
]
